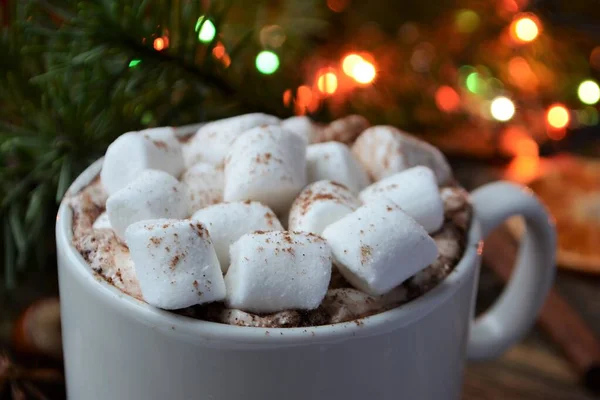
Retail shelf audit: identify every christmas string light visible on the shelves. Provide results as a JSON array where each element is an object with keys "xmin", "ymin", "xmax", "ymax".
[
  {"xmin": 195, "ymin": 16, "xmax": 216, "ymax": 43},
  {"xmin": 455, "ymin": 9, "xmax": 480, "ymax": 33},
  {"xmin": 153, "ymin": 37, "xmax": 168, "ymax": 51},
  {"xmin": 577, "ymin": 80, "xmax": 600, "ymax": 105},
  {"xmin": 256, "ymin": 51, "xmax": 280, "ymax": 74},
  {"xmin": 435, "ymin": 86, "xmax": 460, "ymax": 112},
  {"xmin": 316, "ymin": 70, "xmax": 338, "ymax": 95},
  {"xmin": 546, "ymin": 104, "xmax": 570, "ymax": 132},
  {"xmin": 128, "ymin": 59, "xmax": 141, "ymax": 68},
  {"xmin": 510, "ymin": 14, "xmax": 540, "ymax": 43},
  {"xmin": 490, "ymin": 96, "xmax": 515, "ymax": 121}
]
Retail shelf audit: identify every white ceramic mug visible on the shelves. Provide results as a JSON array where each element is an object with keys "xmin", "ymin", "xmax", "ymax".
[{"xmin": 56, "ymin": 159, "xmax": 556, "ymax": 400}]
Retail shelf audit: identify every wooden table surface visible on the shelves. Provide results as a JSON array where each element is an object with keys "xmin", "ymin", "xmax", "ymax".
[{"xmin": 1, "ymin": 160, "xmax": 599, "ymax": 399}]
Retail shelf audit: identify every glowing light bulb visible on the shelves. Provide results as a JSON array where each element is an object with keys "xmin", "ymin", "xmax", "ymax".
[
  {"xmin": 352, "ymin": 60, "xmax": 376, "ymax": 84},
  {"xmin": 435, "ymin": 86, "xmax": 460, "ymax": 112},
  {"xmin": 546, "ymin": 104, "xmax": 570, "ymax": 131},
  {"xmin": 283, "ymin": 89, "xmax": 292, "ymax": 107},
  {"xmin": 455, "ymin": 9, "xmax": 480, "ymax": 33},
  {"xmin": 342, "ymin": 54, "xmax": 363, "ymax": 76},
  {"xmin": 490, "ymin": 96, "xmax": 515, "ymax": 121},
  {"xmin": 255, "ymin": 51, "xmax": 280, "ymax": 74},
  {"xmin": 153, "ymin": 37, "xmax": 168, "ymax": 51},
  {"xmin": 316, "ymin": 71, "xmax": 338, "ymax": 95},
  {"xmin": 511, "ymin": 15, "xmax": 540, "ymax": 43},
  {"xmin": 465, "ymin": 72, "xmax": 480, "ymax": 93},
  {"xmin": 577, "ymin": 80, "xmax": 600, "ymax": 105},
  {"xmin": 196, "ymin": 17, "xmax": 216, "ymax": 43},
  {"xmin": 128, "ymin": 59, "xmax": 141, "ymax": 68}
]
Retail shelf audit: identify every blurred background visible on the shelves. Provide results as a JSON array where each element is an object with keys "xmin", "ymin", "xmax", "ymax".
[{"xmin": 1, "ymin": 0, "xmax": 599, "ymax": 398}]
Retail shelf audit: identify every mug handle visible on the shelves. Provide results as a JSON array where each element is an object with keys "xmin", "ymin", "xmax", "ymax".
[{"xmin": 467, "ymin": 181, "xmax": 556, "ymax": 360}]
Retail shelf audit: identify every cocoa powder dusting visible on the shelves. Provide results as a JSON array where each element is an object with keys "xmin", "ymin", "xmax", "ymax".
[{"xmin": 360, "ymin": 245, "xmax": 372, "ymax": 265}]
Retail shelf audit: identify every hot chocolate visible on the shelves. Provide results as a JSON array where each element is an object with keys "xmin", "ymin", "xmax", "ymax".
[{"xmin": 69, "ymin": 114, "xmax": 472, "ymax": 328}]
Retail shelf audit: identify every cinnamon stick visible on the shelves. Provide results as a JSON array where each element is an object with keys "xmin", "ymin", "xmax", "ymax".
[{"xmin": 482, "ymin": 227, "xmax": 600, "ymax": 392}]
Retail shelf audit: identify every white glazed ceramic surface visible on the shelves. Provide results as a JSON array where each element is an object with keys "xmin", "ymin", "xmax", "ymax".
[{"xmin": 57, "ymin": 158, "xmax": 556, "ymax": 400}]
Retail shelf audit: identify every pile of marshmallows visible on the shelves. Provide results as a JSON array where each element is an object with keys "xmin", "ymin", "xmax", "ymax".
[{"xmin": 97, "ymin": 113, "xmax": 453, "ymax": 313}]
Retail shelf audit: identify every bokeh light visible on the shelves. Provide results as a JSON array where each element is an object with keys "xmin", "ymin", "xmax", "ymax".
[
  {"xmin": 255, "ymin": 51, "xmax": 280, "ymax": 75},
  {"xmin": 283, "ymin": 89, "xmax": 292, "ymax": 107},
  {"xmin": 508, "ymin": 56, "xmax": 538, "ymax": 89},
  {"xmin": 128, "ymin": 59, "xmax": 141, "ymax": 68},
  {"xmin": 435, "ymin": 86, "xmax": 460, "ymax": 112},
  {"xmin": 316, "ymin": 70, "xmax": 338, "ymax": 95},
  {"xmin": 196, "ymin": 17, "xmax": 216, "ymax": 43},
  {"xmin": 259, "ymin": 25, "xmax": 286, "ymax": 48},
  {"xmin": 455, "ymin": 10, "xmax": 480, "ymax": 33},
  {"xmin": 465, "ymin": 72, "xmax": 480, "ymax": 93},
  {"xmin": 327, "ymin": 0, "xmax": 349, "ymax": 12},
  {"xmin": 212, "ymin": 42, "xmax": 226, "ymax": 59},
  {"xmin": 577, "ymin": 80, "xmax": 600, "ymax": 105},
  {"xmin": 490, "ymin": 96, "xmax": 515, "ymax": 121},
  {"xmin": 546, "ymin": 104, "xmax": 570, "ymax": 134},
  {"xmin": 577, "ymin": 107, "xmax": 599, "ymax": 126},
  {"xmin": 342, "ymin": 54, "xmax": 363, "ymax": 76},
  {"xmin": 510, "ymin": 15, "xmax": 540, "ymax": 43},
  {"xmin": 153, "ymin": 37, "xmax": 169, "ymax": 51},
  {"xmin": 352, "ymin": 59, "xmax": 376, "ymax": 84}
]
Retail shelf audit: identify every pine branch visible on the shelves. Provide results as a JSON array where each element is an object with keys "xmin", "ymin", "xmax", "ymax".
[{"xmin": 0, "ymin": 0, "xmax": 328, "ymax": 291}]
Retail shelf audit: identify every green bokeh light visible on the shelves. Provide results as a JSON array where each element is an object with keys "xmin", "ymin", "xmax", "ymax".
[
  {"xmin": 195, "ymin": 16, "xmax": 216, "ymax": 43},
  {"xmin": 577, "ymin": 107, "xmax": 599, "ymax": 126},
  {"xmin": 455, "ymin": 10, "xmax": 480, "ymax": 33},
  {"xmin": 465, "ymin": 72, "xmax": 480, "ymax": 93},
  {"xmin": 577, "ymin": 80, "xmax": 600, "ymax": 105},
  {"xmin": 255, "ymin": 51, "xmax": 280, "ymax": 75},
  {"xmin": 128, "ymin": 59, "xmax": 141, "ymax": 68}
]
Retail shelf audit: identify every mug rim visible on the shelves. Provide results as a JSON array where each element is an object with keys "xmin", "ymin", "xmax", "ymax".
[{"xmin": 56, "ymin": 158, "xmax": 482, "ymax": 345}]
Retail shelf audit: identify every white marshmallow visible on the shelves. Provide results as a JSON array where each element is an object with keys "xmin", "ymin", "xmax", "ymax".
[
  {"xmin": 125, "ymin": 219, "xmax": 225, "ymax": 309},
  {"xmin": 106, "ymin": 170, "xmax": 189, "ymax": 239},
  {"xmin": 322, "ymin": 199, "xmax": 438, "ymax": 296},
  {"xmin": 225, "ymin": 231, "xmax": 332, "ymax": 313},
  {"xmin": 92, "ymin": 212, "xmax": 112, "ymax": 230},
  {"xmin": 101, "ymin": 128, "xmax": 184, "ymax": 195},
  {"xmin": 183, "ymin": 113, "xmax": 280, "ymax": 167},
  {"xmin": 181, "ymin": 162, "xmax": 224, "ymax": 213},
  {"xmin": 281, "ymin": 116, "xmax": 322, "ymax": 144},
  {"xmin": 352, "ymin": 126, "xmax": 452, "ymax": 184},
  {"xmin": 191, "ymin": 201, "xmax": 283, "ymax": 272},
  {"xmin": 289, "ymin": 180, "xmax": 360, "ymax": 235},
  {"xmin": 306, "ymin": 142, "xmax": 370, "ymax": 193},
  {"xmin": 320, "ymin": 115, "xmax": 370, "ymax": 144},
  {"xmin": 359, "ymin": 166, "xmax": 444, "ymax": 233},
  {"xmin": 223, "ymin": 125, "xmax": 307, "ymax": 214}
]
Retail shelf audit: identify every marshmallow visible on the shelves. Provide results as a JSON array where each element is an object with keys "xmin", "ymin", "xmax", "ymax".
[
  {"xmin": 322, "ymin": 199, "xmax": 438, "ymax": 296},
  {"xmin": 181, "ymin": 162, "xmax": 224, "ymax": 213},
  {"xmin": 191, "ymin": 201, "xmax": 283, "ymax": 272},
  {"xmin": 92, "ymin": 212, "xmax": 112, "ymax": 230},
  {"xmin": 359, "ymin": 166, "xmax": 444, "ymax": 233},
  {"xmin": 281, "ymin": 116, "xmax": 322, "ymax": 144},
  {"xmin": 319, "ymin": 115, "xmax": 370, "ymax": 145},
  {"xmin": 306, "ymin": 142, "xmax": 370, "ymax": 193},
  {"xmin": 223, "ymin": 125, "xmax": 307, "ymax": 214},
  {"xmin": 106, "ymin": 170, "xmax": 189, "ymax": 239},
  {"xmin": 225, "ymin": 231, "xmax": 332, "ymax": 313},
  {"xmin": 351, "ymin": 126, "xmax": 452, "ymax": 184},
  {"xmin": 101, "ymin": 128, "xmax": 184, "ymax": 195},
  {"xmin": 125, "ymin": 219, "xmax": 225, "ymax": 309},
  {"xmin": 183, "ymin": 113, "xmax": 280, "ymax": 167},
  {"xmin": 289, "ymin": 180, "xmax": 360, "ymax": 235}
]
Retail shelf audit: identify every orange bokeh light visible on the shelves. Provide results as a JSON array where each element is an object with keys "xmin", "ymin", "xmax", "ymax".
[
  {"xmin": 296, "ymin": 85, "xmax": 313, "ymax": 107},
  {"xmin": 510, "ymin": 15, "xmax": 540, "ymax": 43},
  {"xmin": 505, "ymin": 155, "xmax": 540, "ymax": 183},
  {"xmin": 212, "ymin": 43, "xmax": 225, "ymax": 59},
  {"xmin": 342, "ymin": 54, "xmax": 363, "ymax": 76},
  {"xmin": 500, "ymin": 126, "xmax": 539, "ymax": 158},
  {"xmin": 327, "ymin": 0, "xmax": 349, "ymax": 12},
  {"xmin": 153, "ymin": 37, "xmax": 169, "ymax": 51},
  {"xmin": 546, "ymin": 104, "xmax": 570, "ymax": 131},
  {"xmin": 316, "ymin": 70, "xmax": 338, "ymax": 95},
  {"xmin": 283, "ymin": 89, "xmax": 292, "ymax": 107},
  {"xmin": 435, "ymin": 86, "xmax": 460, "ymax": 113},
  {"xmin": 352, "ymin": 60, "xmax": 376, "ymax": 84}
]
